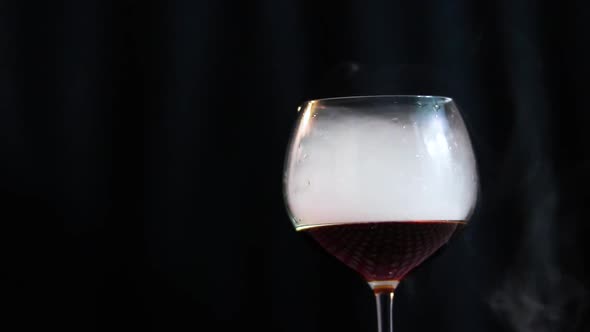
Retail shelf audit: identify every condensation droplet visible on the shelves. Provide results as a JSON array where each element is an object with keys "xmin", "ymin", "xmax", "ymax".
[
  {"xmin": 391, "ymin": 117, "xmax": 399, "ymax": 122},
  {"xmin": 402, "ymin": 125, "xmax": 407, "ymax": 129},
  {"xmin": 433, "ymin": 104, "xmax": 440, "ymax": 111},
  {"xmin": 306, "ymin": 179, "xmax": 311, "ymax": 187}
]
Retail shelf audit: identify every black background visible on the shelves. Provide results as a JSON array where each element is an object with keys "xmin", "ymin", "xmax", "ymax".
[{"xmin": 1, "ymin": 1, "xmax": 589, "ymax": 331}]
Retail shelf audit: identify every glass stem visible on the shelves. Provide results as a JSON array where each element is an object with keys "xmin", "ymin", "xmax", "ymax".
[
  {"xmin": 370, "ymin": 280, "xmax": 398, "ymax": 332},
  {"xmin": 375, "ymin": 291, "xmax": 394, "ymax": 332}
]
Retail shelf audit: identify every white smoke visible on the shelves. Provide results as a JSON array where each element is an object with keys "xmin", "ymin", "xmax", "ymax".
[{"xmin": 284, "ymin": 101, "xmax": 478, "ymax": 227}]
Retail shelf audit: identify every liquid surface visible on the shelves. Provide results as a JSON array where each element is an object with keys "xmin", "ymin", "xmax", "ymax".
[{"xmin": 303, "ymin": 221, "xmax": 462, "ymax": 281}]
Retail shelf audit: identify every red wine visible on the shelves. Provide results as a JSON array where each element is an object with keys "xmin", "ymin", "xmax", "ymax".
[{"xmin": 302, "ymin": 221, "xmax": 463, "ymax": 282}]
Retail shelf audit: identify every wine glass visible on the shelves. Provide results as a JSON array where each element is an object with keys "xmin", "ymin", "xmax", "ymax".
[{"xmin": 283, "ymin": 95, "xmax": 478, "ymax": 332}]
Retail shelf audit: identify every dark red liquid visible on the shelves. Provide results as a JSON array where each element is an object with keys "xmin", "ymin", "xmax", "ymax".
[{"xmin": 303, "ymin": 221, "xmax": 462, "ymax": 281}]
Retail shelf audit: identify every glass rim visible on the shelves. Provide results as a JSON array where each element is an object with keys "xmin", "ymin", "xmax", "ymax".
[{"xmin": 303, "ymin": 95, "xmax": 454, "ymax": 104}]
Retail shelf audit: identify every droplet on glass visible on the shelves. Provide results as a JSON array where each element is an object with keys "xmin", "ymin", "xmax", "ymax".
[
  {"xmin": 306, "ymin": 180, "xmax": 311, "ymax": 187},
  {"xmin": 433, "ymin": 104, "xmax": 440, "ymax": 111}
]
